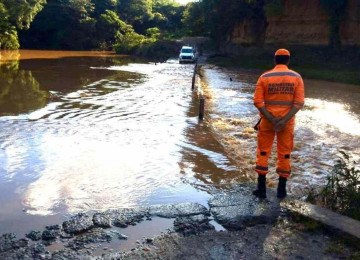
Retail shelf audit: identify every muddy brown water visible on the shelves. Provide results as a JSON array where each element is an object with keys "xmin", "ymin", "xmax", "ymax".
[
  {"xmin": 0, "ymin": 50, "xmax": 240, "ymax": 237},
  {"xmin": 1, "ymin": 51, "xmax": 359, "ymax": 239},
  {"xmin": 202, "ymin": 66, "xmax": 360, "ymax": 196}
]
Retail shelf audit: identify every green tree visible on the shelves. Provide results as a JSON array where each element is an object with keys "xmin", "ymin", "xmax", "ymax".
[
  {"xmin": 117, "ymin": 0, "xmax": 154, "ymax": 33},
  {"xmin": 68, "ymin": 0, "xmax": 94, "ymax": 16},
  {"xmin": 112, "ymin": 14, "xmax": 149, "ymax": 53},
  {"xmin": 182, "ymin": 2, "xmax": 205, "ymax": 36},
  {"xmin": 19, "ymin": 0, "xmax": 97, "ymax": 50},
  {"xmin": 152, "ymin": 0, "xmax": 185, "ymax": 37},
  {"xmin": 0, "ymin": 3, "xmax": 19, "ymax": 49},
  {"xmin": 1, "ymin": 0, "xmax": 47, "ymax": 29},
  {"xmin": 146, "ymin": 27, "xmax": 161, "ymax": 40},
  {"xmin": 0, "ymin": 0, "xmax": 46, "ymax": 49},
  {"xmin": 92, "ymin": 0, "xmax": 118, "ymax": 17},
  {"xmin": 96, "ymin": 10, "xmax": 130, "ymax": 50},
  {"xmin": 183, "ymin": 0, "xmax": 266, "ymax": 49},
  {"xmin": 114, "ymin": 30, "xmax": 146, "ymax": 54},
  {"xmin": 15, "ymin": 0, "xmax": 187, "ymax": 50}
]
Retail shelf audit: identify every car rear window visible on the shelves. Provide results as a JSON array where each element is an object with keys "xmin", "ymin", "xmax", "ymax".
[{"xmin": 181, "ymin": 49, "xmax": 193, "ymax": 53}]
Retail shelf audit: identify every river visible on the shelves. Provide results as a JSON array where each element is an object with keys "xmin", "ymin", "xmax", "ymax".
[
  {"xmin": 201, "ymin": 65, "xmax": 360, "ymax": 196},
  {"xmin": 0, "ymin": 50, "xmax": 359, "ymax": 237},
  {"xmin": 0, "ymin": 50, "xmax": 238, "ymax": 236}
]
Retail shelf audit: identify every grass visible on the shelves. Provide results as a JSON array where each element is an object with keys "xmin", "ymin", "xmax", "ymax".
[
  {"xmin": 290, "ymin": 213, "xmax": 360, "ymax": 259},
  {"xmin": 320, "ymin": 151, "xmax": 360, "ymax": 221},
  {"xmin": 290, "ymin": 213, "xmax": 324, "ymax": 233},
  {"xmin": 297, "ymin": 68, "xmax": 359, "ymax": 85},
  {"xmin": 207, "ymin": 45, "xmax": 360, "ymax": 85},
  {"xmin": 325, "ymin": 237, "xmax": 360, "ymax": 259},
  {"xmin": 325, "ymin": 241, "xmax": 346, "ymax": 255}
]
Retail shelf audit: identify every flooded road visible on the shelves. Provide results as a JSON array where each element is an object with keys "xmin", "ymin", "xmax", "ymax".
[
  {"xmin": 201, "ymin": 66, "xmax": 360, "ymax": 196},
  {"xmin": 1, "ymin": 50, "xmax": 359, "ymax": 238},
  {"xmin": 0, "ymin": 51, "xmax": 238, "ymax": 236}
]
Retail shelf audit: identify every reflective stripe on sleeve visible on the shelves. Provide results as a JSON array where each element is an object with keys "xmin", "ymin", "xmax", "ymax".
[{"xmin": 254, "ymin": 102, "xmax": 265, "ymax": 107}]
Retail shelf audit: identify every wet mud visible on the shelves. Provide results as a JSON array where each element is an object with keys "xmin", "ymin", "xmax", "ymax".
[
  {"xmin": 1, "ymin": 184, "xmax": 358, "ymax": 259},
  {"xmin": 0, "ymin": 202, "xmax": 213, "ymax": 259}
]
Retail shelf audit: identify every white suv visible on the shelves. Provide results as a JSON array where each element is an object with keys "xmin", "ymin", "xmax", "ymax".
[{"xmin": 179, "ymin": 46, "xmax": 196, "ymax": 64}]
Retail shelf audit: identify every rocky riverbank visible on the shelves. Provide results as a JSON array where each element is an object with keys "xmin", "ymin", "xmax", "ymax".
[{"xmin": 1, "ymin": 184, "xmax": 359, "ymax": 259}]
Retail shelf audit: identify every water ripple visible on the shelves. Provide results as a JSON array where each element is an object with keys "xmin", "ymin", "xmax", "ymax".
[{"xmin": 1, "ymin": 58, "xmax": 234, "ymax": 222}]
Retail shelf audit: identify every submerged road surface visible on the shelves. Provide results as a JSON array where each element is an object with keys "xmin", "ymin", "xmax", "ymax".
[{"xmin": 0, "ymin": 51, "xmax": 239, "ymax": 236}]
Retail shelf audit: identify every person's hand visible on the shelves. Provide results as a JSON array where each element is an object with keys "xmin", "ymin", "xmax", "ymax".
[
  {"xmin": 274, "ymin": 119, "xmax": 286, "ymax": 132},
  {"xmin": 269, "ymin": 117, "xmax": 282, "ymax": 126}
]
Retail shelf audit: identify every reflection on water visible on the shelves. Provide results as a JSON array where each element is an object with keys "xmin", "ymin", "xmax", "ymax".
[
  {"xmin": 0, "ymin": 51, "xmax": 239, "ymax": 236},
  {"xmin": 0, "ymin": 60, "xmax": 48, "ymax": 115},
  {"xmin": 301, "ymin": 99, "xmax": 360, "ymax": 136},
  {"xmin": 3, "ymin": 51, "xmax": 357, "ymax": 236},
  {"xmin": 0, "ymin": 50, "xmax": 139, "ymax": 116},
  {"xmin": 0, "ymin": 50, "xmax": 121, "ymax": 61},
  {"xmin": 202, "ymin": 67, "xmax": 360, "ymax": 196}
]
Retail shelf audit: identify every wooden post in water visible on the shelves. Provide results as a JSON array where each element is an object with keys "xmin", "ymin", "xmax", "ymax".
[
  {"xmin": 191, "ymin": 63, "xmax": 198, "ymax": 91},
  {"xmin": 199, "ymin": 96, "xmax": 205, "ymax": 120}
]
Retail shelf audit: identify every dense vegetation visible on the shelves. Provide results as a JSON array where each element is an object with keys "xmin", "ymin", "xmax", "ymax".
[
  {"xmin": 1, "ymin": 0, "xmax": 358, "ymax": 84},
  {"xmin": 0, "ymin": 0, "xmax": 288, "ymax": 52},
  {"xmin": 0, "ymin": 0, "xmax": 353, "ymax": 52},
  {"xmin": 0, "ymin": 0, "xmax": 187, "ymax": 52},
  {"xmin": 307, "ymin": 151, "xmax": 360, "ymax": 221},
  {"xmin": 0, "ymin": 0, "xmax": 46, "ymax": 49}
]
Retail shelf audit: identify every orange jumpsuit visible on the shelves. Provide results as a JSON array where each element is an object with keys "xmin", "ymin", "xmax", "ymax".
[{"xmin": 254, "ymin": 64, "xmax": 305, "ymax": 178}]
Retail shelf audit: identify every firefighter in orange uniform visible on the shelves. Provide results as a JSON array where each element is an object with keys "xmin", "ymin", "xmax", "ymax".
[{"xmin": 253, "ymin": 48, "xmax": 305, "ymax": 199}]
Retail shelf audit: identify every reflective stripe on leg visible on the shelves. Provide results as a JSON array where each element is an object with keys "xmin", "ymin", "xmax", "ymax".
[
  {"xmin": 256, "ymin": 165, "xmax": 268, "ymax": 175},
  {"xmin": 276, "ymin": 168, "xmax": 291, "ymax": 178}
]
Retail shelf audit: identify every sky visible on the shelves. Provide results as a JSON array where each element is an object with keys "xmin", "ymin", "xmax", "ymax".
[{"xmin": 175, "ymin": 0, "xmax": 195, "ymax": 5}]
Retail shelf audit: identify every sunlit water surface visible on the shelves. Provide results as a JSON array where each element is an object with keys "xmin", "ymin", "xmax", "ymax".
[
  {"xmin": 2, "ymin": 51, "xmax": 359, "ymax": 237},
  {"xmin": 0, "ymin": 51, "xmax": 238, "ymax": 236},
  {"xmin": 202, "ymin": 66, "xmax": 360, "ymax": 196}
]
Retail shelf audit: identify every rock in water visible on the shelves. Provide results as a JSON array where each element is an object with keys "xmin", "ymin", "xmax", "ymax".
[{"xmin": 63, "ymin": 213, "xmax": 94, "ymax": 234}]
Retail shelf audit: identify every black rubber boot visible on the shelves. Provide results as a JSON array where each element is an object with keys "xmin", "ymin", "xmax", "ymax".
[
  {"xmin": 253, "ymin": 174, "xmax": 266, "ymax": 198},
  {"xmin": 277, "ymin": 177, "xmax": 287, "ymax": 199}
]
